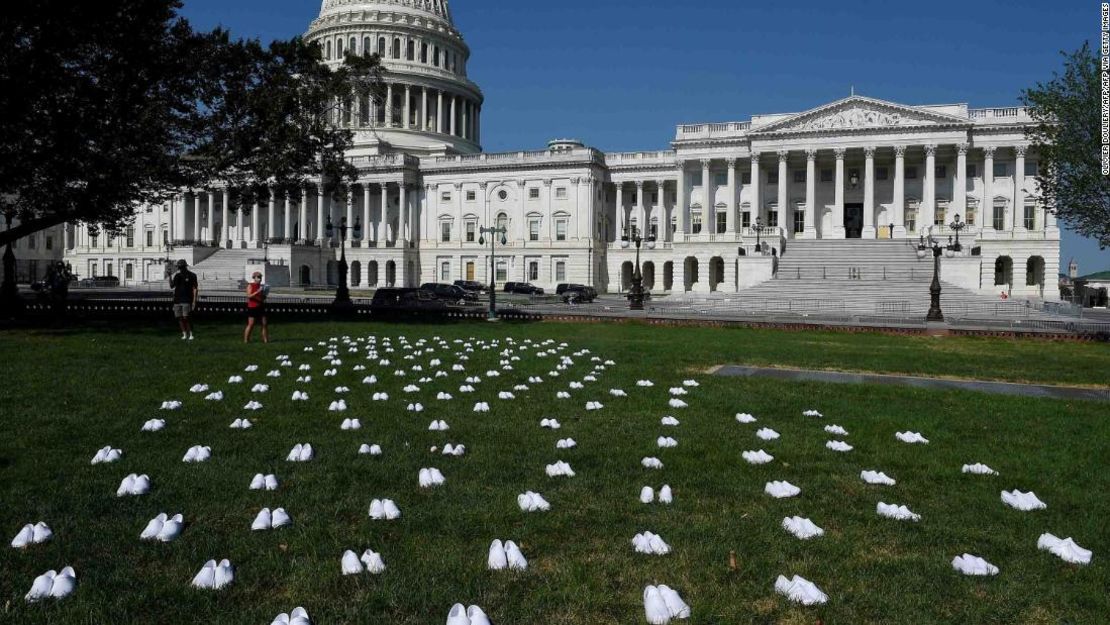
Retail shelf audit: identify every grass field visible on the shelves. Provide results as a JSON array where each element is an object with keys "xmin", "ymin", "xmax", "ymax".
[{"xmin": 0, "ymin": 320, "xmax": 1107, "ymax": 624}]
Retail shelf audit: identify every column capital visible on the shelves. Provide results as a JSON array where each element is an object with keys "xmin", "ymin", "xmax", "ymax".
[
  {"xmin": 477, "ymin": 182, "xmax": 488, "ymax": 190},
  {"xmin": 570, "ymin": 177, "xmax": 582, "ymax": 185},
  {"xmin": 982, "ymin": 146, "xmax": 997, "ymax": 158},
  {"xmin": 542, "ymin": 178, "xmax": 553, "ymax": 187},
  {"xmin": 863, "ymin": 146, "xmax": 876, "ymax": 159},
  {"xmin": 956, "ymin": 143, "xmax": 969, "ymax": 155},
  {"xmin": 700, "ymin": 158, "xmax": 712, "ymax": 168},
  {"xmin": 805, "ymin": 149, "xmax": 817, "ymax": 161},
  {"xmin": 923, "ymin": 144, "xmax": 937, "ymax": 157},
  {"xmin": 894, "ymin": 145, "xmax": 906, "ymax": 158},
  {"xmin": 777, "ymin": 150, "xmax": 789, "ymax": 162},
  {"xmin": 613, "ymin": 181, "xmax": 624, "ymax": 190},
  {"xmin": 634, "ymin": 180, "xmax": 644, "ymax": 190},
  {"xmin": 750, "ymin": 152, "xmax": 761, "ymax": 164},
  {"xmin": 425, "ymin": 183, "xmax": 434, "ymax": 192},
  {"xmin": 1015, "ymin": 145, "xmax": 1027, "ymax": 157},
  {"xmin": 833, "ymin": 147, "xmax": 846, "ymax": 160},
  {"xmin": 725, "ymin": 157, "xmax": 736, "ymax": 167},
  {"xmin": 654, "ymin": 179, "xmax": 666, "ymax": 188}
]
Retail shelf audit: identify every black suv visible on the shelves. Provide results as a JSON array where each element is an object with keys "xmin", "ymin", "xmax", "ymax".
[
  {"xmin": 556, "ymin": 283, "xmax": 597, "ymax": 303},
  {"xmin": 370, "ymin": 288, "xmax": 450, "ymax": 313},
  {"xmin": 420, "ymin": 283, "xmax": 479, "ymax": 303},
  {"xmin": 453, "ymin": 280, "xmax": 489, "ymax": 294},
  {"xmin": 503, "ymin": 282, "xmax": 544, "ymax": 295}
]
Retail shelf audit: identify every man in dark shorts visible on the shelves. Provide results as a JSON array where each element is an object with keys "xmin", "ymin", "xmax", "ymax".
[{"xmin": 170, "ymin": 259, "xmax": 198, "ymax": 340}]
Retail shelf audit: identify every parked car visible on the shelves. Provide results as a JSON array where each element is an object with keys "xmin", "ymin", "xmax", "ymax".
[
  {"xmin": 370, "ymin": 288, "xmax": 451, "ymax": 314},
  {"xmin": 420, "ymin": 282, "xmax": 478, "ymax": 303},
  {"xmin": 503, "ymin": 282, "xmax": 545, "ymax": 295},
  {"xmin": 77, "ymin": 276, "xmax": 120, "ymax": 288},
  {"xmin": 557, "ymin": 283, "xmax": 597, "ymax": 304},
  {"xmin": 453, "ymin": 280, "xmax": 489, "ymax": 294}
]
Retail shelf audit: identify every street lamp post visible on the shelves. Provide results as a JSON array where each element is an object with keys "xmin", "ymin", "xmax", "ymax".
[
  {"xmin": 917, "ymin": 226, "xmax": 961, "ymax": 323},
  {"xmin": 948, "ymin": 214, "xmax": 965, "ymax": 252},
  {"xmin": 621, "ymin": 224, "xmax": 656, "ymax": 310},
  {"xmin": 479, "ymin": 224, "xmax": 508, "ymax": 320},
  {"xmin": 326, "ymin": 214, "xmax": 361, "ymax": 311},
  {"xmin": 754, "ymin": 217, "xmax": 764, "ymax": 255}
]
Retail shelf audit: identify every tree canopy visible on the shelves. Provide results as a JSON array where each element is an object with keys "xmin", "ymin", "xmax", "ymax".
[
  {"xmin": 1022, "ymin": 42, "xmax": 1110, "ymax": 248},
  {"xmin": 0, "ymin": 0, "xmax": 382, "ymax": 247}
]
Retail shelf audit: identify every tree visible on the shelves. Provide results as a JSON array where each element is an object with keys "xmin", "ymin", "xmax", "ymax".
[
  {"xmin": 1022, "ymin": 42, "xmax": 1110, "ymax": 248},
  {"xmin": 0, "ymin": 0, "xmax": 383, "ymax": 247}
]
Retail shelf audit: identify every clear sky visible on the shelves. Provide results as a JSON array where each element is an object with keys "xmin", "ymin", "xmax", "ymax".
[{"xmin": 180, "ymin": 0, "xmax": 1109, "ymax": 274}]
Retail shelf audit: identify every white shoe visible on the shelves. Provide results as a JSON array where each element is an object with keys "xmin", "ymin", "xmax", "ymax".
[
  {"xmin": 643, "ymin": 585, "xmax": 671, "ymax": 624},
  {"xmin": 361, "ymin": 549, "xmax": 386, "ymax": 574},
  {"xmin": 341, "ymin": 549, "xmax": 364, "ymax": 575},
  {"xmin": 158, "ymin": 514, "xmax": 184, "ymax": 542},
  {"xmin": 264, "ymin": 474, "xmax": 279, "ymax": 490},
  {"xmin": 446, "ymin": 603, "xmax": 470, "ymax": 625},
  {"xmin": 213, "ymin": 559, "xmax": 234, "ymax": 589},
  {"xmin": 369, "ymin": 499, "xmax": 385, "ymax": 519},
  {"xmin": 141, "ymin": 513, "xmax": 167, "ymax": 540},
  {"xmin": 504, "ymin": 540, "xmax": 527, "ymax": 570},
  {"xmin": 251, "ymin": 508, "xmax": 272, "ymax": 531},
  {"xmin": 271, "ymin": 508, "xmax": 292, "ymax": 528},
  {"xmin": 657, "ymin": 585, "xmax": 690, "ymax": 619},
  {"xmin": 383, "ymin": 499, "xmax": 401, "ymax": 519},
  {"xmin": 467, "ymin": 605, "xmax": 491, "ymax": 625},
  {"xmin": 192, "ymin": 560, "xmax": 217, "ymax": 589},
  {"xmin": 11, "ymin": 524, "xmax": 34, "ymax": 549},
  {"xmin": 29, "ymin": 522, "xmax": 51, "ymax": 544},
  {"xmin": 640, "ymin": 486, "xmax": 655, "ymax": 504},
  {"xmin": 487, "ymin": 539, "xmax": 508, "ymax": 570},
  {"xmin": 298, "ymin": 444, "xmax": 314, "ymax": 462},
  {"xmin": 250, "ymin": 473, "xmax": 266, "ymax": 490},
  {"xmin": 658, "ymin": 485, "xmax": 673, "ymax": 504},
  {"xmin": 47, "ymin": 566, "xmax": 76, "ymax": 599},
  {"xmin": 25, "ymin": 570, "xmax": 56, "ymax": 603}
]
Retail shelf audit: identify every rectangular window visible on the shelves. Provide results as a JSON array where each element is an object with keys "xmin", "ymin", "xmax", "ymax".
[
  {"xmin": 967, "ymin": 164, "xmax": 978, "ymax": 178},
  {"xmin": 768, "ymin": 211, "xmax": 779, "ymax": 228},
  {"xmin": 125, "ymin": 264, "xmax": 134, "ymax": 280},
  {"xmin": 876, "ymin": 167, "xmax": 889, "ymax": 181},
  {"xmin": 936, "ymin": 165, "xmax": 947, "ymax": 179},
  {"xmin": 91, "ymin": 235, "xmax": 99, "ymax": 248},
  {"xmin": 691, "ymin": 213, "xmax": 702, "ymax": 234},
  {"xmin": 465, "ymin": 222, "xmax": 476, "ymax": 242},
  {"xmin": 529, "ymin": 219, "xmax": 540, "ymax": 241},
  {"xmin": 967, "ymin": 206, "xmax": 976, "ymax": 226},
  {"xmin": 440, "ymin": 222, "xmax": 451, "ymax": 242},
  {"xmin": 555, "ymin": 187, "xmax": 567, "ymax": 199},
  {"xmin": 741, "ymin": 172, "xmax": 751, "ymax": 185},
  {"xmin": 1024, "ymin": 204, "xmax": 1036, "ymax": 229},
  {"xmin": 45, "ymin": 236, "xmax": 53, "ymax": 250},
  {"xmin": 555, "ymin": 261, "xmax": 566, "ymax": 282},
  {"xmin": 146, "ymin": 230, "xmax": 154, "ymax": 247},
  {"xmin": 767, "ymin": 171, "xmax": 779, "ymax": 184},
  {"xmin": 441, "ymin": 191, "xmax": 452, "ymax": 202},
  {"xmin": 716, "ymin": 211, "xmax": 727, "ymax": 234},
  {"xmin": 993, "ymin": 163, "xmax": 1007, "ymax": 177},
  {"xmin": 793, "ymin": 170, "xmax": 805, "ymax": 183},
  {"xmin": 495, "ymin": 261, "xmax": 507, "ymax": 282},
  {"xmin": 742, "ymin": 211, "xmax": 751, "ymax": 228},
  {"xmin": 649, "ymin": 222, "xmax": 658, "ymax": 239},
  {"xmin": 528, "ymin": 261, "xmax": 539, "ymax": 282},
  {"xmin": 934, "ymin": 205, "xmax": 947, "ymax": 226},
  {"xmin": 714, "ymin": 173, "xmax": 727, "ymax": 186},
  {"xmin": 465, "ymin": 190, "xmax": 476, "ymax": 202},
  {"xmin": 107, "ymin": 236, "xmax": 115, "ymax": 247},
  {"xmin": 820, "ymin": 169, "xmax": 833, "ymax": 183},
  {"xmin": 794, "ymin": 209, "xmax": 805, "ymax": 234},
  {"xmin": 905, "ymin": 210, "xmax": 917, "ymax": 233},
  {"xmin": 555, "ymin": 219, "xmax": 567, "ymax": 241},
  {"xmin": 106, "ymin": 262, "xmax": 114, "ymax": 277},
  {"xmin": 993, "ymin": 203, "xmax": 1005, "ymax": 230},
  {"xmin": 905, "ymin": 166, "xmax": 918, "ymax": 180},
  {"xmin": 529, "ymin": 188, "xmax": 540, "ymax": 200},
  {"xmin": 440, "ymin": 261, "xmax": 450, "ymax": 281},
  {"xmin": 1024, "ymin": 161, "xmax": 1037, "ymax": 176},
  {"xmin": 125, "ymin": 227, "xmax": 135, "ymax": 248},
  {"xmin": 28, "ymin": 235, "xmax": 35, "ymax": 250}
]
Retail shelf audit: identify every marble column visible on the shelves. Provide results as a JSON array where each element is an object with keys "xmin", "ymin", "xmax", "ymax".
[
  {"xmin": 804, "ymin": 149, "xmax": 817, "ymax": 239},
  {"xmin": 437, "ymin": 90, "xmax": 444, "ymax": 132},
  {"xmin": 750, "ymin": 153, "xmax": 761, "ymax": 230},
  {"xmin": 363, "ymin": 185, "xmax": 372, "ymax": 242},
  {"xmin": 893, "ymin": 146, "xmax": 906, "ymax": 237},
  {"xmin": 385, "ymin": 83, "xmax": 393, "ymax": 126},
  {"xmin": 267, "ymin": 190, "xmax": 276, "ymax": 242},
  {"xmin": 346, "ymin": 190, "xmax": 354, "ymax": 232},
  {"xmin": 398, "ymin": 184, "xmax": 408, "ymax": 246},
  {"xmin": 403, "ymin": 85, "xmax": 411, "ymax": 129},
  {"xmin": 777, "ymin": 150, "xmax": 789, "ymax": 236},
  {"xmin": 953, "ymin": 144, "xmax": 968, "ymax": 226},
  {"xmin": 250, "ymin": 197, "xmax": 260, "ymax": 247},
  {"xmin": 316, "ymin": 186, "xmax": 326, "ymax": 243},
  {"xmin": 421, "ymin": 87, "xmax": 428, "ymax": 131},
  {"xmin": 192, "ymin": 193, "xmax": 201, "ymax": 242},
  {"xmin": 222, "ymin": 190, "xmax": 230, "ymax": 247},
  {"xmin": 283, "ymin": 191, "xmax": 292, "ymax": 241},
  {"xmin": 833, "ymin": 148, "xmax": 845, "ymax": 238},
  {"xmin": 983, "ymin": 147, "xmax": 995, "ymax": 230},
  {"xmin": 615, "ymin": 182, "xmax": 625, "ymax": 239},
  {"xmin": 379, "ymin": 183, "xmax": 388, "ymax": 245},
  {"xmin": 235, "ymin": 205, "xmax": 244, "ymax": 246},
  {"xmin": 725, "ymin": 158, "xmax": 737, "ymax": 235},
  {"xmin": 676, "ymin": 165, "xmax": 686, "ymax": 240},
  {"xmin": 862, "ymin": 147, "xmax": 876, "ymax": 238},
  {"xmin": 922, "ymin": 145, "xmax": 936, "ymax": 234},
  {"xmin": 449, "ymin": 96, "xmax": 457, "ymax": 136},
  {"xmin": 634, "ymin": 181, "xmax": 645, "ymax": 236},
  {"xmin": 207, "ymin": 192, "xmax": 216, "ymax": 244},
  {"xmin": 654, "ymin": 179, "xmax": 666, "ymax": 241},
  {"xmin": 299, "ymin": 187, "xmax": 309, "ymax": 243},
  {"xmin": 701, "ymin": 159, "xmax": 712, "ymax": 236},
  {"xmin": 1013, "ymin": 146, "xmax": 1026, "ymax": 230}
]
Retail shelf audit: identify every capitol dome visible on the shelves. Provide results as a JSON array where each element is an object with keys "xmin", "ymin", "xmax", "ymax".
[{"xmin": 306, "ymin": 0, "xmax": 483, "ymax": 156}]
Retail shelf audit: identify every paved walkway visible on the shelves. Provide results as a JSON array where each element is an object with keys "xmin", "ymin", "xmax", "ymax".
[{"xmin": 712, "ymin": 365, "xmax": 1110, "ymax": 402}]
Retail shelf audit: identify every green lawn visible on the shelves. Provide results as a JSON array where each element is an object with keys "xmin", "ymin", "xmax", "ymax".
[{"xmin": 0, "ymin": 321, "xmax": 1106, "ymax": 624}]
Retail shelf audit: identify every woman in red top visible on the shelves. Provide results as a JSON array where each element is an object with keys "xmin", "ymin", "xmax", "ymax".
[{"xmin": 244, "ymin": 271, "xmax": 269, "ymax": 343}]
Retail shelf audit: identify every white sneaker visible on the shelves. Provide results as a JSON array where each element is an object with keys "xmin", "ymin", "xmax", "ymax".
[
  {"xmin": 341, "ymin": 550, "xmax": 364, "ymax": 575},
  {"xmin": 643, "ymin": 585, "xmax": 671, "ymax": 624},
  {"xmin": 446, "ymin": 603, "xmax": 470, "ymax": 625},
  {"xmin": 487, "ymin": 539, "xmax": 508, "ymax": 570},
  {"xmin": 467, "ymin": 605, "xmax": 492, "ymax": 625},
  {"xmin": 192, "ymin": 560, "xmax": 217, "ymax": 589},
  {"xmin": 504, "ymin": 540, "xmax": 527, "ymax": 570},
  {"xmin": 11, "ymin": 524, "xmax": 34, "ymax": 549},
  {"xmin": 271, "ymin": 508, "xmax": 292, "ymax": 528},
  {"xmin": 213, "ymin": 559, "xmax": 234, "ymax": 589},
  {"xmin": 158, "ymin": 514, "xmax": 184, "ymax": 542},
  {"xmin": 658, "ymin": 584, "xmax": 690, "ymax": 618},
  {"xmin": 141, "ymin": 513, "xmax": 167, "ymax": 540},
  {"xmin": 188, "ymin": 334, "xmax": 194, "ymax": 341},
  {"xmin": 264, "ymin": 474, "xmax": 279, "ymax": 491},
  {"xmin": 360, "ymin": 549, "xmax": 386, "ymax": 574},
  {"xmin": 251, "ymin": 508, "xmax": 272, "ymax": 531}
]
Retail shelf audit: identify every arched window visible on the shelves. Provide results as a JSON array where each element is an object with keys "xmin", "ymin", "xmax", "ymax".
[
  {"xmin": 1026, "ymin": 256, "xmax": 1045, "ymax": 286},
  {"xmin": 349, "ymin": 37, "xmax": 356, "ymax": 55},
  {"xmin": 392, "ymin": 38, "xmax": 401, "ymax": 59},
  {"xmin": 407, "ymin": 40, "xmax": 415, "ymax": 61},
  {"xmin": 363, "ymin": 37, "xmax": 371, "ymax": 56},
  {"xmin": 433, "ymin": 45, "xmax": 440, "ymax": 67},
  {"xmin": 335, "ymin": 39, "xmax": 343, "ymax": 58},
  {"xmin": 325, "ymin": 40, "xmax": 332, "ymax": 60},
  {"xmin": 421, "ymin": 43, "xmax": 428, "ymax": 63},
  {"xmin": 994, "ymin": 256, "xmax": 1013, "ymax": 286},
  {"xmin": 496, "ymin": 212, "xmax": 508, "ymax": 231},
  {"xmin": 377, "ymin": 37, "xmax": 386, "ymax": 56}
]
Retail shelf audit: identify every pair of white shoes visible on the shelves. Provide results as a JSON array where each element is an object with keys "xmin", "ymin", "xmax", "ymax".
[
  {"xmin": 641, "ymin": 457, "xmax": 664, "ymax": 470},
  {"xmin": 362, "ymin": 375, "xmax": 378, "ymax": 384},
  {"xmin": 545, "ymin": 461, "xmax": 575, "ymax": 477},
  {"xmin": 25, "ymin": 567, "xmax": 77, "ymax": 602},
  {"xmin": 764, "ymin": 481, "xmax": 800, "ymax": 498},
  {"xmin": 485, "ymin": 370, "xmax": 501, "ymax": 378},
  {"xmin": 407, "ymin": 403, "xmax": 425, "ymax": 412},
  {"xmin": 140, "ymin": 513, "xmax": 184, "ymax": 542},
  {"xmin": 251, "ymin": 384, "xmax": 269, "ymax": 393},
  {"xmin": 568, "ymin": 382, "xmax": 584, "ymax": 390},
  {"xmin": 372, "ymin": 392, "xmax": 390, "ymax": 401},
  {"xmin": 487, "ymin": 539, "xmax": 527, "ymax": 570},
  {"xmin": 267, "ymin": 370, "xmax": 282, "ymax": 377},
  {"xmin": 190, "ymin": 384, "xmax": 209, "ymax": 393},
  {"xmin": 453, "ymin": 364, "xmax": 466, "ymax": 372},
  {"xmin": 341, "ymin": 549, "xmax": 385, "ymax": 575},
  {"xmin": 251, "ymin": 507, "xmax": 292, "ymax": 530},
  {"xmin": 528, "ymin": 376, "xmax": 543, "ymax": 383},
  {"xmin": 539, "ymin": 418, "xmax": 561, "ymax": 429},
  {"xmin": 335, "ymin": 386, "xmax": 350, "ymax": 393},
  {"xmin": 117, "ymin": 474, "xmax": 151, "ymax": 496},
  {"xmin": 160, "ymin": 400, "xmax": 182, "ymax": 410},
  {"xmin": 192, "ymin": 559, "xmax": 234, "ymax": 589},
  {"xmin": 323, "ymin": 369, "xmax": 337, "ymax": 376},
  {"xmin": 245, "ymin": 365, "xmax": 259, "ymax": 372},
  {"xmin": 359, "ymin": 444, "xmax": 383, "ymax": 456},
  {"xmin": 517, "ymin": 491, "xmax": 550, "ymax": 512},
  {"xmin": 497, "ymin": 392, "xmax": 515, "ymax": 400},
  {"xmin": 298, "ymin": 364, "xmax": 311, "ymax": 371},
  {"xmin": 657, "ymin": 436, "xmax": 678, "ymax": 448},
  {"xmin": 668, "ymin": 387, "xmax": 687, "ymax": 396},
  {"xmin": 436, "ymin": 392, "xmax": 453, "ymax": 400},
  {"xmin": 228, "ymin": 375, "xmax": 244, "ymax": 383},
  {"xmin": 419, "ymin": 468, "xmax": 446, "ymax": 488},
  {"xmin": 473, "ymin": 402, "xmax": 490, "ymax": 412},
  {"xmin": 369, "ymin": 499, "xmax": 401, "ymax": 520},
  {"xmin": 681, "ymin": 379, "xmax": 697, "ymax": 387},
  {"xmin": 459, "ymin": 385, "xmax": 476, "ymax": 393},
  {"xmin": 11, "ymin": 522, "xmax": 52, "ymax": 548},
  {"xmin": 429, "ymin": 420, "xmax": 450, "ymax": 431},
  {"xmin": 243, "ymin": 401, "xmax": 263, "ymax": 411},
  {"xmin": 632, "ymin": 531, "xmax": 670, "ymax": 555},
  {"xmin": 555, "ymin": 392, "xmax": 570, "ymax": 399},
  {"xmin": 1001, "ymin": 490, "xmax": 1046, "ymax": 511},
  {"xmin": 328, "ymin": 400, "xmax": 347, "ymax": 412},
  {"xmin": 775, "ymin": 575, "xmax": 827, "ymax": 604},
  {"xmin": 445, "ymin": 604, "xmax": 491, "ymax": 625},
  {"xmin": 441, "ymin": 444, "xmax": 465, "ymax": 456},
  {"xmin": 297, "ymin": 376, "xmax": 312, "ymax": 383},
  {"xmin": 609, "ymin": 389, "xmax": 627, "ymax": 397},
  {"xmin": 230, "ymin": 418, "xmax": 252, "ymax": 430},
  {"xmin": 876, "ymin": 502, "xmax": 920, "ymax": 521},
  {"xmin": 742, "ymin": 450, "xmax": 774, "ymax": 465},
  {"xmin": 465, "ymin": 375, "xmax": 481, "ymax": 384},
  {"xmin": 735, "ymin": 413, "xmax": 757, "ymax": 424},
  {"xmin": 756, "ymin": 428, "xmax": 780, "ymax": 441},
  {"xmin": 250, "ymin": 474, "xmax": 279, "ymax": 491},
  {"xmin": 643, "ymin": 585, "xmax": 690, "ymax": 624},
  {"xmin": 782, "ymin": 517, "xmax": 824, "ymax": 540},
  {"xmin": 660, "ymin": 416, "xmax": 679, "ymax": 427},
  {"xmin": 513, "ymin": 384, "xmax": 528, "ymax": 391},
  {"xmin": 340, "ymin": 418, "xmax": 361, "ymax": 430},
  {"xmin": 636, "ymin": 380, "xmax": 654, "ymax": 387},
  {"xmin": 895, "ymin": 431, "xmax": 929, "ymax": 444},
  {"xmin": 668, "ymin": 399, "xmax": 688, "ymax": 409},
  {"xmin": 824, "ymin": 424, "xmax": 849, "ymax": 436},
  {"xmin": 952, "ymin": 554, "xmax": 998, "ymax": 576},
  {"xmin": 585, "ymin": 401, "xmax": 604, "ymax": 411},
  {"xmin": 825, "ymin": 440, "xmax": 852, "ymax": 452},
  {"xmin": 802, "ymin": 409, "xmax": 823, "ymax": 417},
  {"xmin": 861, "ymin": 470, "xmax": 895, "ymax": 486},
  {"xmin": 292, "ymin": 391, "xmax": 310, "ymax": 401},
  {"xmin": 183, "ymin": 445, "xmax": 212, "ymax": 463},
  {"xmin": 639, "ymin": 485, "xmax": 673, "ymax": 504},
  {"xmin": 205, "ymin": 391, "xmax": 224, "ymax": 401},
  {"xmin": 962, "ymin": 463, "xmax": 998, "ymax": 475},
  {"xmin": 270, "ymin": 607, "xmax": 311, "ymax": 625},
  {"xmin": 141, "ymin": 418, "xmax": 166, "ymax": 432},
  {"xmin": 91, "ymin": 446, "xmax": 122, "ymax": 464},
  {"xmin": 404, "ymin": 384, "xmax": 421, "ymax": 393},
  {"xmin": 555, "ymin": 438, "xmax": 576, "ymax": 449},
  {"xmin": 286, "ymin": 444, "xmax": 314, "ymax": 462}
]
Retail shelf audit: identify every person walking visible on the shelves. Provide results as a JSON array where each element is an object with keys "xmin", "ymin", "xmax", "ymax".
[
  {"xmin": 243, "ymin": 271, "xmax": 269, "ymax": 343},
  {"xmin": 170, "ymin": 259, "xmax": 198, "ymax": 340}
]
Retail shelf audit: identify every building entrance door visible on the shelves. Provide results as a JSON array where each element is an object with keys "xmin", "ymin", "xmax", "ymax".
[
  {"xmin": 465, "ymin": 261, "xmax": 475, "ymax": 281},
  {"xmin": 844, "ymin": 203, "xmax": 863, "ymax": 239}
]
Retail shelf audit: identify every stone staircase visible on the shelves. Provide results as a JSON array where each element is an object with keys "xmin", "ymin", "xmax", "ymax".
[{"xmin": 192, "ymin": 249, "xmax": 256, "ymax": 290}]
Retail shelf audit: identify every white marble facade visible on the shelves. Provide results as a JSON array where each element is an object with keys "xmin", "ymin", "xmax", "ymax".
[{"xmin": 60, "ymin": 0, "xmax": 1059, "ymax": 300}]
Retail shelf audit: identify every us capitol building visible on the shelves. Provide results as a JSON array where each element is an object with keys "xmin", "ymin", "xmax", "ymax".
[{"xmin": 55, "ymin": 0, "xmax": 1059, "ymax": 301}]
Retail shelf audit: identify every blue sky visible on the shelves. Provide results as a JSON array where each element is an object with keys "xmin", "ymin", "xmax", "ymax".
[{"xmin": 181, "ymin": 0, "xmax": 1109, "ymax": 273}]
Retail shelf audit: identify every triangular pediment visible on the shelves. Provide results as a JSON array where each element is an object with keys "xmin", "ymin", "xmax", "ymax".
[{"xmin": 754, "ymin": 96, "xmax": 970, "ymax": 134}]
